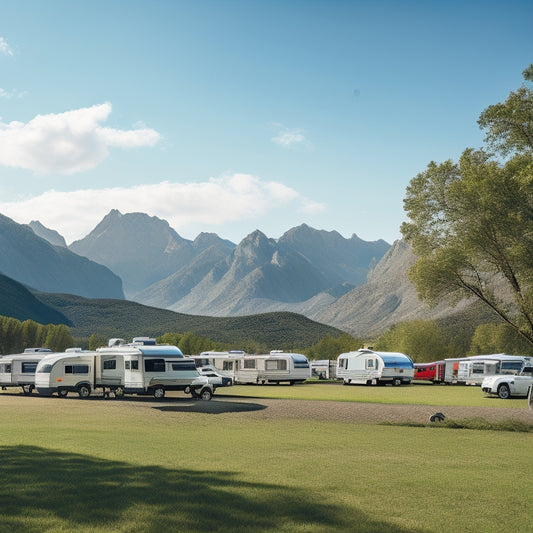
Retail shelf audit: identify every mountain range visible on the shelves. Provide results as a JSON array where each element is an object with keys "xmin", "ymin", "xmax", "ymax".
[{"xmin": 0, "ymin": 209, "xmax": 481, "ymax": 339}]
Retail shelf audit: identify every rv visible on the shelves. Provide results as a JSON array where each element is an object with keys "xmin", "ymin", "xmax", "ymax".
[
  {"xmin": 413, "ymin": 361, "xmax": 446, "ymax": 383},
  {"xmin": 336, "ymin": 349, "xmax": 414, "ymax": 386},
  {"xmin": 444, "ymin": 354, "xmax": 532, "ymax": 385},
  {"xmin": 310, "ymin": 360, "xmax": 337, "ymax": 380},
  {"xmin": 0, "ymin": 348, "xmax": 53, "ymax": 394},
  {"xmin": 97, "ymin": 341, "xmax": 213, "ymax": 399},
  {"xmin": 34, "ymin": 348, "xmax": 125, "ymax": 398},
  {"xmin": 195, "ymin": 350, "xmax": 311, "ymax": 385}
]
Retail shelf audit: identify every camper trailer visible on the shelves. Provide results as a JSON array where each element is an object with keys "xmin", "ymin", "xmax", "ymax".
[
  {"xmin": 195, "ymin": 350, "xmax": 311, "ymax": 384},
  {"xmin": 444, "ymin": 354, "xmax": 532, "ymax": 385},
  {"xmin": 0, "ymin": 348, "xmax": 52, "ymax": 394},
  {"xmin": 336, "ymin": 349, "xmax": 414, "ymax": 386},
  {"xmin": 97, "ymin": 341, "xmax": 213, "ymax": 399},
  {"xmin": 413, "ymin": 361, "xmax": 446, "ymax": 383},
  {"xmin": 34, "ymin": 349, "xmax": 124, "ymax": 398},
  {"xmin": 310, "ymin": 360, "xmax": 337, "ymax": 380}
]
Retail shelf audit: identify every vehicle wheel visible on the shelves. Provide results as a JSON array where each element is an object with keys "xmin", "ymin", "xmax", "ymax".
[
  {"xmin": 114, "ymin": 387, "xmax": 124, "ymax": 399},
  {"xmin": 153, "ymin": 386, "xmax": 165, "ymax": 399},
  {"xmin": 184, "ymin": 386, "xmax": 191, "ymax": 394},
  {"xmin": 392, "ymin": 378, "xmax": 402, "ymax": 386},
  {"xmin": 200, "ymin": 388, "xmax": 213, "ymax": 401},
  {"xmin": 78, "ymin": 384, "xmax": 91, "ymax": 398},
  {"xmin": 58, "ymin": 388, "xmax": 69, "ymax": 398},
  {"xmin": 22, "ymin": 384, "xmax": 34, "ymax": 395},
  {"xmin": 191, "ymin": 388, "xmax": 200, "ymax": 398},
  {"xmin": 497, "ymin": 383, "xmax": 511, "ymax": 399},
  {"xmin": 343, "ymin": 379, "xmax": 349, "ymax": 386}
]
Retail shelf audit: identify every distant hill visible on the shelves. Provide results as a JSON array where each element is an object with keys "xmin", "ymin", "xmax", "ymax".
[
  {"xmin": 70, "ymin": 210, "xmax": 236, "ymax": 297},
  {"xmin": 28, "ymin": 220, "xmax": 67, "ymax": 247},
  {"xmin": 0, "ymin": 213, "xmax": 124, "ymax": 299},
  {"xmin": 0, "ymin": 273, "xmax": 71, "ymax": 325},
  {"xmin": 35, "ymin": 292, "xmax": 345, "ymax": 348}
]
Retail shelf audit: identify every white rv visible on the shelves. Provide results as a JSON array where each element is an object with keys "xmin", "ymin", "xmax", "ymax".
[
  {"xmin": 35, "ymin": 348, "xmax": 123, "ymax": 398},
  {"xmin": 0, "ymin": 348, "xmax": 53, "ymax": 394},
  {"xmin": 444, "ymin": 354, "xmax": 532, "ymax": 385},
  {"xmin": 336, "ymin": 349, "xmax": 414, "ymax": 386},
  {"xmin": 97, "ymin": 341, "xmax": 213, "ymax": 399},
  {"xmin": 196, "ymin": 350, "xmax": 311, "ymax": 385}
]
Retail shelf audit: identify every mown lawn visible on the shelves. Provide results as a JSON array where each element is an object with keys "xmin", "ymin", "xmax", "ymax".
[
  {"xmin": 0, "ymin": 392, "xmax": 532, "ymax": 532},
  {"xmin": 217, "ymin": 380, "xmax": 531, "ymax": 408}
]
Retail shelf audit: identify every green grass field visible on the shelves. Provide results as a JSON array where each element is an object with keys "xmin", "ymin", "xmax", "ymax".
[
  {"xmin": 218, "ymin": 380, "xmax": 531, "ymax": 408},
  {"xmin": 1, "ymin": 386, "xmax": 532, "ymax": 532}
]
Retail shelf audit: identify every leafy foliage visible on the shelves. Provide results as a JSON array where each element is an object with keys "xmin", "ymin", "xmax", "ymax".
[
  {"xmin": 402, "ymin": 65, "xmax": 533, "ymax": 346},
  {"xmin": 0, "ymin": 315, "xmax": 74, "ymax": 355}
]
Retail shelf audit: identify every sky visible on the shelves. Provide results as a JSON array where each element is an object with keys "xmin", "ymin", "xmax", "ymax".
[{"xmin": 0, "ymin": 0, "xmax": 532, "ymax": 246}]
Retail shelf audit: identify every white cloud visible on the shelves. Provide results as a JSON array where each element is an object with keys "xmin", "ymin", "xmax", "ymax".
[
  {"xmin": 271, "ymin": 124, "xmax": 310, "ymax": 149},
  {"xmin": 0, "ymin": 174, "xmax": 326, "ymax": 244},
  {"xmin": 0, "ymin": 88, "xmax": 27, "ymax": 99},
  {"xmin": 0, "ymin": 37, "xmax": 13, "ymax": 56},
  {"xmin": 0, "ymin": 103, "xmax": 160, "ymax": 175}
]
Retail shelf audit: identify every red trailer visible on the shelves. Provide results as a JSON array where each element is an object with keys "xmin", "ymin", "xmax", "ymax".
[{"xmin": 414, "ymin": 361, "xmax": 445, "ymax": 383}]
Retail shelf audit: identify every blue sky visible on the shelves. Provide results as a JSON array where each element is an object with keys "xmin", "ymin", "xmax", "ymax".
[{"xmin": 0, "ymin": 0, "xmax": 532, "ymax": 245}]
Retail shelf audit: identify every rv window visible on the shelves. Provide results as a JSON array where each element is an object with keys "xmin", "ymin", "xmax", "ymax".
[
  {"xmin": 0, "ymin": 364, "xmax": 11, "ymax": 373},
  {"xmin": 37, "ymin": 364, "xmax": 52, "ymax": 373},
  {"xmin": 103, "ymin": 359, "xmax": 116, "ymax": 370},
  {"xmin": 21, "ymin": 362, "xmax": 38, "ymax": 373},
  {"xmin": 243, "ymin": 359, "xmax": 256, "ymax": 369},
  {"xmin": 195, "ymin": 358, "xmax": 209, "ymax": 367},
  {"xmin": 265, "ymin": 359, "xmax": 287, "ymax": 370},
  {"xmin": 125, "ymin": 361, "xmax": 130, "ymax": 370},
  {"xmin": 339, "ymin": 359, "xmax": 348, "ymax": 369},
  {"xmin": 65, "ymin": 365, "xmax": 72, "ymax": 374},
  {"xmin": 223, "ymin": 361, "xmax": 233, "ymax": 371},
  {"xmin": 145, "ymin": 359, "xmax": 166, "ymax": 372},
  {"xmin": 131, "ymin": 360, "xmax": 139, "ymax": 370},
  {"xmin": 73, "ymin": 365, "xmax": 89, "ymax": 374},
  {"xmin": 171, "ymin": 361, "xmax": 196, "ymax": 371},
  {"xmin": 366, "ymin": 359, "xmax": 374, "ymax": 369}
]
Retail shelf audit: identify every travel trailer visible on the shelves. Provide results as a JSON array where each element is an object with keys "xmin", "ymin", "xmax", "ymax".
[
  {"xmin": 310, "ymin": 360, "xmax": 337, "ymax": 380},
  {"xmin": 336, "ymin": 349, "xmax": 414, "ymax": 386},
  {"xmin": 195, "ymin": 350, "xmax": 311, "ymax": 385},
  {"xmin": 444, "ymin": 354, "xmax": 532, "ymax": 385},
  {"xmin": 0, "ymin": 348, "xmax": 52, "ymax": 394},
  {"xmin": 413, "ymin": 361, "xmax": 446, "ymax": 383},
  {"xmin": 34, "ymin": 348, "xmax": 123, "ymax": 398}
]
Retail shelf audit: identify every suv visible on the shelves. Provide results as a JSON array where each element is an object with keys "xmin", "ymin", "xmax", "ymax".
[{"xmin": 481, "ymin": 366, "xmax": 533, "ymax": 399}]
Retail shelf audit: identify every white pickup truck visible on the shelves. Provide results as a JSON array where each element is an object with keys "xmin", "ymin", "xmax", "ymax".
[{"xmin": 481, "ymin": 366, "xmax": 533, "ymax": 399}]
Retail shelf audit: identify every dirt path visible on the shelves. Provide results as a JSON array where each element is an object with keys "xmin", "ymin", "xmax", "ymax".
[{"xmin": 151, "ymin": 395, "xmax": 533, "ymax": 424}]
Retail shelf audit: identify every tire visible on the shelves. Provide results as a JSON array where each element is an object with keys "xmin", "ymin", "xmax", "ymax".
[
  {"xmin": 153, "ymin": 386, "xmax": 165, "ymax": 399},
  {"xmin": 184, "ymin": 386, "xmax": 191, "ymax": 394},
  {"xmin": 22, "ymin": 384, "xmax": 34, "ymax": 395},
  {"xmin": 58, "ymin": 388, "xmax": 69, "ymax": 398},
  {"xmin": 191, "ymin": 388, "xmax": 200, "ymax": 398},
  {"xmin": 200, "ymin": 388, "xmax": 213, "ymax": 401},
  {"xmin": 497, "ymin": 383, "xmax": 511, "ymax": 399},
  {"xmin": 392, "ymin": 378, "xmax": 402, "ymax": 386},
  {"xmin": 114, "ymin": 387, "xmax": 124, "ymax": 399},
  {"xmin": 78, "ymin": 384, "xmax": 91, "ymax": 399}
]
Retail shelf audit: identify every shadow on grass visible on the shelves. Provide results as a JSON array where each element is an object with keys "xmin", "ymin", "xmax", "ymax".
[
  {"xmin": 154, "ymin": 400, "xmax": 267, "ymax": 414},
  {"xmin": 0, "ymin": 445, "xmax": 422, "ymax": 532}
]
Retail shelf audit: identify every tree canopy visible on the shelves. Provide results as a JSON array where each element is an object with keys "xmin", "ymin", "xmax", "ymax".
[{"xmin": 401, "ymin": 65, "xmax": 533, "ymax": 346}]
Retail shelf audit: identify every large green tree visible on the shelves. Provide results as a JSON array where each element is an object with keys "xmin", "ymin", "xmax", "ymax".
[{"xmin": 401, "ymin": 65, "xmax": 533, "ymax": 346}]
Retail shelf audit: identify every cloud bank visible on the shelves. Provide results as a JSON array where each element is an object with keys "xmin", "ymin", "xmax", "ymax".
[
  {"xmin": 0, "ymin": 174, "xmax": 326, "ymax": 244},
  {"xmin": 0, "ymin": 37, "xmax": 13, "ymax": 56},
  {"xmin": 0, "ymin": 103, "xmax": 160, "ymax": 174}
]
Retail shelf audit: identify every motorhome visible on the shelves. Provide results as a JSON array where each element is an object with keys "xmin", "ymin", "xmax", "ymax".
[
  {"xmin": 195, "ymin": 350, "xmax": 311, "ymax": 385},
  {"xmin": 97, "ymin": 340, "xmax": 213, "ymax": 399},
  {"xmin": 0, "ymin": 348, "xmax": 52, "ymax": 394},
  {"xmin": 336, "ymin": 349, "xmax": 414, "ymax": 386}
]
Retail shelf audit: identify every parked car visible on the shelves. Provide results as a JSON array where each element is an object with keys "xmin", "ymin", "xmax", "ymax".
[
  {"xmin": 481, "ymin": 366, "xmax": 533, "ymax": 399},
  {"xmin": 197, "ymin": 365, "xmax": 233, "ymax": 389}
]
